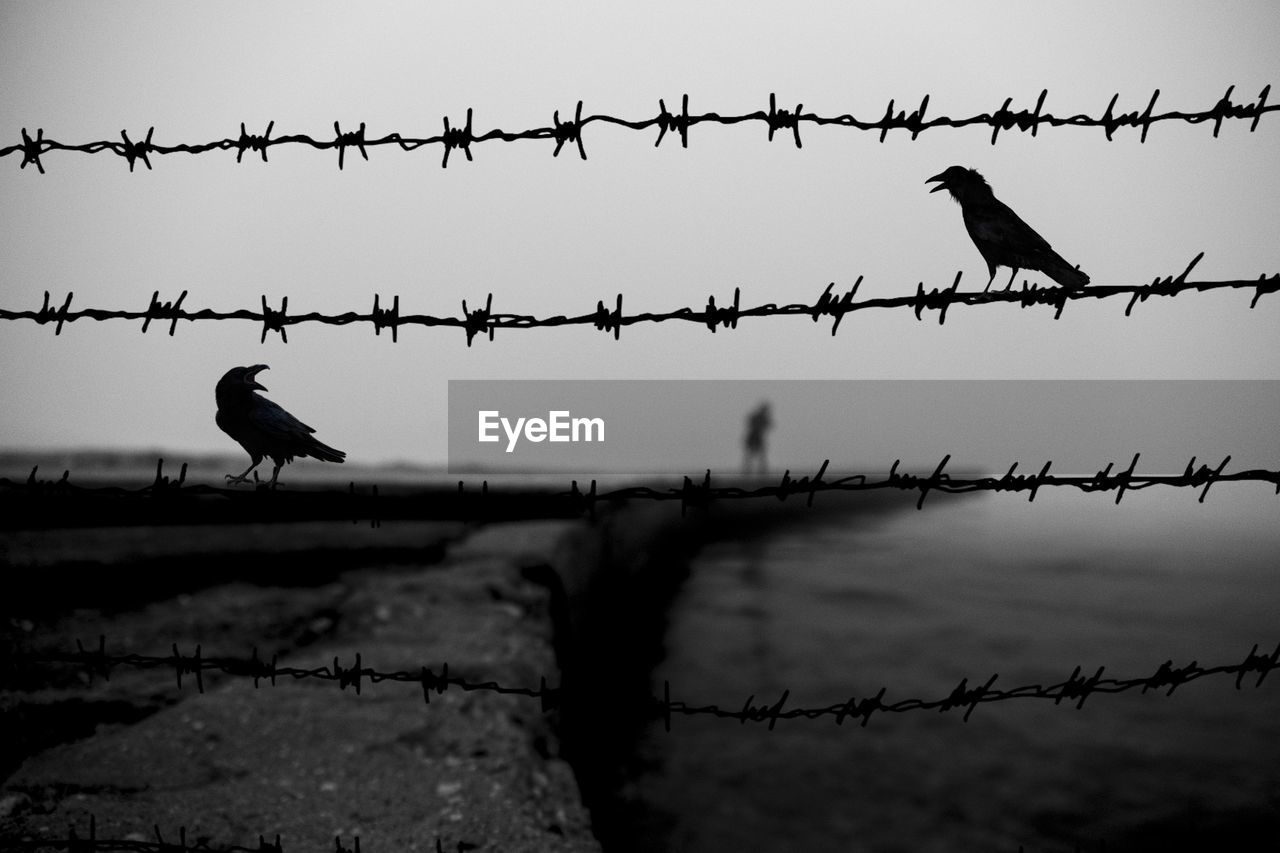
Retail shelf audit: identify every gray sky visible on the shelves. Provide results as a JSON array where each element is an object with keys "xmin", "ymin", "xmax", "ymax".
[{"xmin": 2, "ymin": 2, "xmax": 1278, "ymax": 470}]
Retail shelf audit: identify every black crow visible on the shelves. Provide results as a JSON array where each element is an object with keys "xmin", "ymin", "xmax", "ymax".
[
  {"xmin": 926, "ymin": 166, "xmax": 1090, "ymax": 291},
  {"xmin": 215, "ymin": 364, "xmax": 345, "ymax": 487}
]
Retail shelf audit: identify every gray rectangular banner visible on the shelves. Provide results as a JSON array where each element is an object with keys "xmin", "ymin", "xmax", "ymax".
[{"xmin": 447, "ymin": 380, "xmax": 1280, "ymax": 476}]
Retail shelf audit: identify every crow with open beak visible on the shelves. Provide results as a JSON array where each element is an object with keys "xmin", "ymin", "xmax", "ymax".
[
  {"xmin": 926, "ymin": 165, "xmax": 1090, "ymax": 291},
  {"xmin": 215, "ymin": 364, "xmax": 346, "ymax": 487}
]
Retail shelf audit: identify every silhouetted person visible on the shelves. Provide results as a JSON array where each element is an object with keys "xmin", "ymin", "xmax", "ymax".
[
  {"xmin": 927, "ymin": 166, "xmax": 1090, "ymax": 291},
  {"xmin": 743, "ymin": 401, "xmax": 773, "ymax": 476},
  {"xmin": 215, "ymin": 364, "xmax": 345, "ymax": 487}
]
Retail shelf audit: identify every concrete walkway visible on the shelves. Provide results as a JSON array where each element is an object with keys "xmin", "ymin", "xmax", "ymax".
[{"xmin": 2, "ymin": 520, "xmax": 604, "ymax": 852}]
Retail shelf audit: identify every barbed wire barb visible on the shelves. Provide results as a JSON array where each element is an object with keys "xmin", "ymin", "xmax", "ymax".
[
  {"xmin": 552, "ymin": 100, "xmax": 587, "ymax": 159},
  {"xmin": 118, "ymin": 127, "xmax": 155, "ymax": 171},
  {"xmin": 34, "ymin": 289, "xmax": 76, "ymax": 334},
  {"xmin": 766, "ymin": 93, "xmax": 804, "ymax": 148},
  {"xmin": 140, "ymin": 290, "xmax": 188, "ymax": 336},
  {"xmin": 259, "ymin": 294, "xmax": 288, "ymax": 343},
  {"xmin": 370, "ymin": 293, "xmax": 400, "ymax": 341},
  {"xmin": 236, "ymin": 120, "xmax": 274, "ymax": 163},
  {"xmin": 19, "ymin": 126, "xmax": 46, "ymax": 172},
  {"xmin": 332, "ymin": 120, "xmax": 368, "ymax": 169},
  {"xmin": 440, "ymin": 108, "xmax": 474, "ymax": 168},
  {"xmin": 655, "ymin": 94, "xmax": 692, "ymax": 148}
]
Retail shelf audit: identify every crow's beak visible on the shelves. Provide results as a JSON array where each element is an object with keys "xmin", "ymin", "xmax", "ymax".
[
  {"xmin": 926, "ymin": 172, "xmax": 948, "ymax": 193},
  {"xmin": 246, "ymin": 364, "xmax": 269, "ymax": 391}
]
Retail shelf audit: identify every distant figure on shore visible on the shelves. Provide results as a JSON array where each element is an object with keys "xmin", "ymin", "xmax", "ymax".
[
  {"xmin": 926, "ymin": 165, "xmax": 1090, "ymax": 291},
  {"xmin": 743, "ymin": 401, "xmax": 773, "ymax": 476},
  {"xmin": 215, "ymin": 364, "xmax": 345, "ymax": 488}
]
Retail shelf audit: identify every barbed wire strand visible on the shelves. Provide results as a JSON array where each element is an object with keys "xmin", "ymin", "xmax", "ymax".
[
  {"xmin": 4, "ymin": 455, "xmax": 1279, "ymax": 529},
  {"xmin": 0, "ymin": 814, "xmax": 477, "ymax": 853},
  {"xmin": 7, "ymin": 636, "xmax": 1276, "ymax": 731},
  {"xmin": 2, "ymin": 255, "xmax": 1278, "ymax": 345},
  {"xmin": 3, "ymin": 86, "xmax": 1274, "ymax": 173},
  {"xmin": 0, "ymin": 812, "xmax": 1218, "ymax": 853}
]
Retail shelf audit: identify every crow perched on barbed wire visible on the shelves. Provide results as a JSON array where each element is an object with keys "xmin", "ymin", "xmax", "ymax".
[
  {"xmin": 927, "ymin": 165, "xmax": 1090, "ymax": 291},
  {"xmin": 215, "ymin": 364, "xmax": 345, "ymax": 487}
]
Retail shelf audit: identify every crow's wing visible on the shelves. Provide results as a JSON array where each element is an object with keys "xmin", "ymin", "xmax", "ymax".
[
  {"xmin": 960, "ymin": 193, "xmax": 1088, "ymax": 288},
  {"xmin": 247, "ymin": 394, "xmax": 346, "ymax": 462},
  {"xmin": 248, "ymin": 395, "xmax": 318, "ymax": 442},
  {"xmin": 968, "ymin": 198, "xmax": 1055, "ymax": 256}
]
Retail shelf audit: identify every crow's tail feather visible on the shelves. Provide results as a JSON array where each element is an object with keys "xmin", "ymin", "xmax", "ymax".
[
  {"xmin": 1040, "ymin": 252, "xmax": 1090, "ymax": 289},
  {"xmin": 305, "ymin": 437, "xmax": 346, "ymax": 463}
]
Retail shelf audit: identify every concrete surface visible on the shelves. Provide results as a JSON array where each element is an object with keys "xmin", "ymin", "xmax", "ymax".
[{"xmin": 1, "ymin": 519, "xmax": 607, "ymax": 852}]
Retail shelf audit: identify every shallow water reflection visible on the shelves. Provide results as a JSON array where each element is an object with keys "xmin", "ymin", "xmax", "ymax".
[{"xmin": 626, "ymin": 488, "xmax": 1280, "ymax": 852}]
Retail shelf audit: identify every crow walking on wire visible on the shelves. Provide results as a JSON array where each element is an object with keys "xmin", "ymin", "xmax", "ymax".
[
  {"xmin": 926, "ymin": 166, "xmax": 1090, "ymax": 291},
  {"xmin": 215, "ymin": 364, "xmax": 345, "ymax": 487}
]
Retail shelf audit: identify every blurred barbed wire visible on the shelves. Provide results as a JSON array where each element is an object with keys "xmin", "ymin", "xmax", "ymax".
[
  {"xmin": 3, "ymin": 453, "xmax": 1277, "ymax": 530},
  {"xmin": 1, "ymin": 815, "xmax": 465, "ymax": 853},
  {"xmin": 8, "ymin": 635, "xmax": 1276, "ymax": 730}
]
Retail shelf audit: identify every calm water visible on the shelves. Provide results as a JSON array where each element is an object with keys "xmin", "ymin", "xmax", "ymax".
[{"xmin": 627, "ymin": 487, "xmax": 1280, "ymax": 852}]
